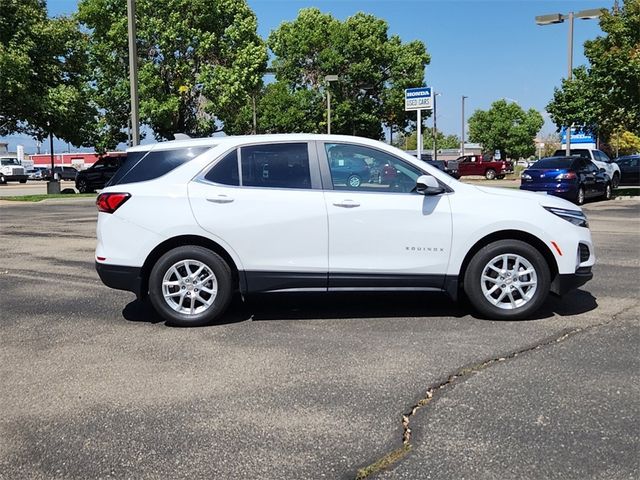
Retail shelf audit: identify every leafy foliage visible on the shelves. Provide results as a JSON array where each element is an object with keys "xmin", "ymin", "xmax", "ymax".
[
  {"xmin": 546, "ymin": 0, "xmax": 640, "ymax": 140},
  {"xmin": 77, "ymin": 0, "xmax": 267, "ymax": 147},
  {"xmin": 0, "ymin": 0, "xmax": 95, "ymax": 144},
  {"xmin": 253, "ymin": 8, "xmax": 430, "ymax": 139},
  {"xmin": 608, "ymin": 130, "xmax": 640, "ymax": 156},
  {"xmin": 468, "ymin": 100, "xmax": 544, "ymax": 159},
  {"xmin": 403, "ymin": 130, "xmax": 460, "ymax": 151}
]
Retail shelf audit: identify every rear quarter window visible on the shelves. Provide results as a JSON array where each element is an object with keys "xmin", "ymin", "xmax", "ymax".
[{"xmin": 108, "ymin": 146, "xmax": 211, "ymax": 186}]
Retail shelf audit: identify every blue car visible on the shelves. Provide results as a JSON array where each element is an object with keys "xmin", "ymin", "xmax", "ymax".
[{"xmin": 520, "ymin": 156, "xmax": 611, "ymax": 205}]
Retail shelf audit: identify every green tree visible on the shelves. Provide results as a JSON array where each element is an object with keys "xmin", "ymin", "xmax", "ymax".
[
  {"xmin": 468, "ymin": 100, "xmax": 544, "ymax": 159},
  {"xmin": 0, "ymin": 0, "xmax": 95, "ymax": 145},
  {"xmin": 546, "ymin": 0, "xmax": 640, "ymax": 140},
  {"xmin": 264, "ymin": 8, "xmax": 430, "ymax": 139},
  {"xmin": 608, "ymin": 130, "xmax": 640, "ymax": 156},
  {"xmin": 77, "ymin": 0, "xmax": 267, "ymax": 147},
  {"xmin": 403, "ymin": 130, "xmax": 460, "ymax": 151}
]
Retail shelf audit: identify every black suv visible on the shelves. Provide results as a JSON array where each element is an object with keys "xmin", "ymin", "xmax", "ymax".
[
  {"xmin": 75, "ymin": 156, "xmax": 125, "ymax": 193},
  {"xmin": 43, "ymin": 166, "xmax": 79, "ymax": 181}
]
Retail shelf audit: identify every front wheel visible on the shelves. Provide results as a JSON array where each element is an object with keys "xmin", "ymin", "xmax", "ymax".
[
  {"xmin": 148, "ymin": 246, "xmax": 233, "ymax": 327},
  {"xmin": 611, "ymin": 172, "xmax": 620, "ymax": 189},
  {"xmin": 464, "ymin": 239, "xmax": 550, "ymax": 320},
  {"xmin": 496, "ymin": 174, "xmax": 505, "ymax": 180},
  {"xmin": 576, "ymin": 186, "xmax": 585, "ymax": 205},
  {"xmin": 603, "ymin": 183, "xmax": 612, "ymax": 200},
  {"xmin": 485, "ymin": 169, "xmax": 496, "ymax": 180},
  {"xmin": 76, "ymin": 178, "xmax": 93, "ymax": 193},
  {"xmin": 19, "ymin": 179, "xmax": 27, "ymax": 183}
]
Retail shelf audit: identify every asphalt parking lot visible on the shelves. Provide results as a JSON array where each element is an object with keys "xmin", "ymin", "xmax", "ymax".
[{"xmin": 1, "ymin": 196, "xmax": 638, "ymax": 479}]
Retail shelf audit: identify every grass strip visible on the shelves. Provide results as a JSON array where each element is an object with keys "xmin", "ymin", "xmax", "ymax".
[{"xmin": 0, "ymin": 194, "xmax": 97, "ymax": 202}]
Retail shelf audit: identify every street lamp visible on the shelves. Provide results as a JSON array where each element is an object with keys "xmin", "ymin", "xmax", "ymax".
[
  {"xmin": 325, "ymin": 74, "xmax": 339, "ymax": 134},
  {"xmin": 535, "ymin": 8, "xmax": 605, "ymax": 156},
  {"xmin": 461, "ymin": 95, "xmax": 468, "ymax": 157},
  {"xmin": 432, "ymin": 91, "xmax": 441, "ymax": 160},
  {"xmin": 127, "ymin": 0, "xmax": 140, "ymax": 146}
]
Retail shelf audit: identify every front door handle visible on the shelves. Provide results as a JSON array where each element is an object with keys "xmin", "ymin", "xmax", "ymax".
[
  {"xmin": 333, "ymin": 199, "xmax": 360, "ymax": 208},
  {"xmin": 206, "ymin": 195, "xmax": 234, "ymax": 204}
]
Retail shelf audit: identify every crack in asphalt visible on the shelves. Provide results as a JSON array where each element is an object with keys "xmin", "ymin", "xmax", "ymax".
[{"xmin": 355, "ymin": 304, "xmax": 637, "ymax": 480}]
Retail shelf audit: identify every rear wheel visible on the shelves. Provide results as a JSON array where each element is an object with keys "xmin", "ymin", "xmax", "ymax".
[
  {"xmin": 496, "ymin": 174, "xmax": 505, "ymax": 180},
  {"xmin": 576, "ymin": 186, "xmax": 585, "ymax": 205},
  {"xmin": 149, "ymin": 246, "xmax": 233, "ymax": 327},
  {"xmin": 485, "ymin": 169, "xmax": 496, "ymax": 180},
  {"xmin": 347, "ymin": 174, "xmax": 362, "ymax": 188},
  {"xmin": 464, "ymin": 239, "xmax": 550, "ymax": 320},
  {"xmin": 603, "ymin": 183, "xmax": 612, "ymax": 200},
  {"xmin": 19, "ymin": 179, "xmax": 27, "ymax": 183}
]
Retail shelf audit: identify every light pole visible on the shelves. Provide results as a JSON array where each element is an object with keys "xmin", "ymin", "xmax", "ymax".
[
  {"xmin": 127, "ymin": 0, "xmax": 140, "ymax": 146},
  {"xmin": 432, "ymin": 91, "xmax": 441, "ymax": 160},
  {"xmin": 461, "ymin": 95, "xmax": 468, "ymax": 157},
  {"xmin": 325, "ymin": 74, "xmax": 339, "ymax": 134},
  {"xmin": 535, "ymin": 8, "xmax": 604, "ymax": 156}
]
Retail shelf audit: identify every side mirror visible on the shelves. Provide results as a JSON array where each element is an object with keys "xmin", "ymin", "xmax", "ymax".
[
  {"xmin": 599, "ymin": 167, "xmax": 606, "ymax": 173},
  {"xmin": 416, "ymin": 175, "xmax": 444, "ymax": 195}
]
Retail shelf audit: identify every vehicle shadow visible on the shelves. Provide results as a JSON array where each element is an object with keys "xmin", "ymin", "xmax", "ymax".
[{"xmin": 122, "ymin": 289, "xmax": 598, "ymax": 326}]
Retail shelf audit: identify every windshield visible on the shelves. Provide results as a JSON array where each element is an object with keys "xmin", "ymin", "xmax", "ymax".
[
  {"xmin": 0, "ymin": 158, "xmax": 20, "ymax": 166},
  {"xmin": 530, "ymin": 157, "xmax": 576, "ymax": 169}
]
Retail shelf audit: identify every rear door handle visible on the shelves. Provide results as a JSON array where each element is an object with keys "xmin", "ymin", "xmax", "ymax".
[
  {"xmin": 206, "ymin": 195, "xmax": 234, "ymax": 204},
  {"xmin": 333, "ymin": 200, "xmax": 360, "ymax": 208}
]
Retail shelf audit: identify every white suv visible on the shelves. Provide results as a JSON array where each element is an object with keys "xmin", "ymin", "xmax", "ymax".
[{"xmin": 96, "ymin": 134, "xmax": 595, "ymax": 326}]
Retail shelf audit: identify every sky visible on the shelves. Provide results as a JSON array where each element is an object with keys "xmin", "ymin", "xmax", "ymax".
[{"xmin": 2, "ymin": 0, "xmax": 612, "ymax": 153}]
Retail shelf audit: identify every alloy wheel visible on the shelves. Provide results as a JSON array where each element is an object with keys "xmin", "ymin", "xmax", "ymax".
[
  {"xmin": 480, "ymin": 254, "xmax": 538, "ymax": 310},
  {"xmin": 161, "ymin": 259, "xmax": 218, "ymax": 315}
]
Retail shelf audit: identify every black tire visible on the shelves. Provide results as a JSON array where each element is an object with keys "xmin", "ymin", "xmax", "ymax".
[
  {"xmin": 0, "ymin": 175, "xmax": 5, "ymax": 184},
  {"xmin": 19, "ymin": 179, "xmax": 27, "ymax": 183},
  {"xmin": 76, "ymin": 178, "xmax": 93, "ymax": 193},
  {"xmin": 611, "ymin": 172, "xmax": 620, "ymax": 189},
  {"xmin": 576, "ymin": 186, "xmax": 585, "ymax": 205},
  {"xmin": 496, "ymin": 174, "xmax": 505, "ymax": 180},
  {"xmin": 603, "ymin": 182, "xmax": 612, "ymax": 200},
  {"xmin": 485, "ymin": 169, "xmax": 496, "ymax": 180},
  {"xmin": 463, "ymin": 239, "xmax": 550, "ymax": 320},
  {"xmin": 148, "ymin": 246, "xmax": 233, "ymax": 327},
  {"xmin": 347, "ymin": 174, "xmax": 362, "ymax": 188}
]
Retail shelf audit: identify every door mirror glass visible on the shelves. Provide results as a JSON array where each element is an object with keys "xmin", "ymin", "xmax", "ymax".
[
  {"xmin": 599, "ymin": 167, "xmax": 606, "ymax": 173},
  {"xmin": 416, "ymin": 175, "xmax": 444, "ymax": 195}
]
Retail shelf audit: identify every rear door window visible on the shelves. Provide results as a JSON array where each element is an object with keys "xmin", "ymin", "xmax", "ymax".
[
  {"xmin": 204, "ymin": 149, "xmax": 240, "ymax": 186},
  {"xmin": 240, "ymin": 143, "xmax": 311, "ymax": 189}
]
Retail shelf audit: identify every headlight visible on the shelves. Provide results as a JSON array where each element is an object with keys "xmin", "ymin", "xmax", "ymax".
[
  {"xmin": 521, "ymin": 173, "xmax": 532, "ymax": 180},
  {"xmin": 543, "ymin": 206, "xmax": 589, "ymax": 228}
]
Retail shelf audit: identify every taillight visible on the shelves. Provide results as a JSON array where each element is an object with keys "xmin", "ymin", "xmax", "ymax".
[
  {"xmin": 96, "ymin": 192, "xmax": 130, "ymax": 213},
  {"xmin": 554, "ymin": 172, "xmax": 577, "ymax": 180}
]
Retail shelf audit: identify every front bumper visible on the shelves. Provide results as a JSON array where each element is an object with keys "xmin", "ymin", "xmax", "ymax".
[
  {"xmin": 96, "ymin": 262, "xmax": 142, "ymax": 297},
  {"xmin": 550, "ymin": 267, "xmax": 593, "ymax": 296}
]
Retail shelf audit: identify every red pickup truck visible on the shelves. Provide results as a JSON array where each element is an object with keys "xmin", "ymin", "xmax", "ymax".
[{"xmin": 453, "ymin": 155, "xmax": 513, "ymax": 180}]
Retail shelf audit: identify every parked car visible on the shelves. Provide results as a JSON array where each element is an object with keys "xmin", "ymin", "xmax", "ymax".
[
  {"xmin": 95, "ymin": 134, "xmax": 595, "ymax": 326},
  {"xmin": 43, "ymin": 166, "xmax": 78, "ymax": 181},
  {"xmin": 455, "ymin": 154, "xmax": 513, "ymax": 180},
  {"xmin": 612, "ymin": 154, "xmax": 640, "ymax": 185},
  {"xmin": 520, "ymin": 156, "xmax": 611, "ymax": 205},
  {"xmin": 552, "ymin": 148, "xmax": 621, "ymax": 189},
  {"xmin": 327, "ymin": 145, "xmax": 371, "ymax": 188},
  {"xmin": 75, "ymin": 155, "xmax": 125, "ymax": 193},
  {"xmin": 28, "ymin": 166, "xmax": 48, "ymax": 180},
  {"xmin": 424, "ymin": 159, "xmax": 460, "ymax": 179}
]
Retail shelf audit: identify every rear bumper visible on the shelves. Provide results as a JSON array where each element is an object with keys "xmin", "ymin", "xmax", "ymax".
[
  {"xmin": 520, "ymin": 183, "xmax": 577, "ymax": 200},
  {"xmin": 550, "ymin": 267, "xmax": 593, "ymax": 296},
  {"xmin": 96, "ymin": 262, "xmax": 142, "ymax": 297}
]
